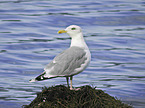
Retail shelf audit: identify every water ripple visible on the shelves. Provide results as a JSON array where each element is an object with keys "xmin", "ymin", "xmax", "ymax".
[{"xmin": 0, "ymin": 0, "xmax": 145, "ymax": 108}]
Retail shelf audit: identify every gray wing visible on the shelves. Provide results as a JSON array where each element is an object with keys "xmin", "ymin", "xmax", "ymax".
[
  {"xmin": 29, "ymin": 46, "xmax": 87, "ymax": 82},
  {"xmin": 44, "ymin": 46, "xmax": 87, "ymax": 77}
]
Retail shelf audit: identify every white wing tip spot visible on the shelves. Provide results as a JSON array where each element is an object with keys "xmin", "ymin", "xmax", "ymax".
[
  {"xmin": 29, "ymin": 79, "xmax": 36, "ymax": 82},
  {"xmin": 53, "ymin": 60, "xmax": 56, "ymax": 63}
]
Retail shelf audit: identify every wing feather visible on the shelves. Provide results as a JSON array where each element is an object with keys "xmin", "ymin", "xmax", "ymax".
[
  {"xmin": 30, "ymin": 47, "xmax": 87, "ymax": 82},
  {"xmin": 44, "ymin": 46, "xmax": 87, "ymax": 77}
]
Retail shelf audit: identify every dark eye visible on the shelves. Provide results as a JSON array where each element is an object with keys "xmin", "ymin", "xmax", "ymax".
[{"xmin": 71, "ymin": 27, "xmax": 76, "ymax": 30}]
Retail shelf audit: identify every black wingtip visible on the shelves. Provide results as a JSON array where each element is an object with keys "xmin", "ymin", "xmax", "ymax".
[{"xmin": 34, "ymin": 72, "xmax": 49, "ymax": 81}]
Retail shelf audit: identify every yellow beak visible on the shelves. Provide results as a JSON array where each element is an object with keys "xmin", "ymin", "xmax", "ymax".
[{"xmin": 58, "ymin": 30, "xmax": 67, "ymax": 34}]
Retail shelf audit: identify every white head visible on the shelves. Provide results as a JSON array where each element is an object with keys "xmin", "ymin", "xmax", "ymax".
[
  {"xmin": 58, "ymin": 25, "xmax": 82, "ymax": 38},
  {"xmin": 58, "ymin": 25, "xmax": 88, "ymax": 48}
]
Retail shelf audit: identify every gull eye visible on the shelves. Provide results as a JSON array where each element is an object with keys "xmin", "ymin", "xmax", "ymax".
[{"xmin": 71, "ymin": 27, "xmax": 76, "ymax": 30}]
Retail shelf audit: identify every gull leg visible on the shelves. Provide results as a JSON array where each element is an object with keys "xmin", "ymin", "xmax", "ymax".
[
  {"xmin": 66, "ymin": 77, "xmax": 69, "ymax": 88},
  {"xmin": 70, "ymin": 76, "xmax": 73, "ymax": 90}
]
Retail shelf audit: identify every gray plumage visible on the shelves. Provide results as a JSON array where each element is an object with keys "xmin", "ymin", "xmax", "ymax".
[
  {"xmin": 45, "ymin": 46, "xmax": 87, "ymax": 76},
  {"xmin": 31, "ymin": 46, "xmax": 87, "ymax": 81}
]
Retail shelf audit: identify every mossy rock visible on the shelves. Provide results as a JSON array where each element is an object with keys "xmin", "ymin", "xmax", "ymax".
[{"xmin": 24, "ymin": 85, "xmax": 132, "ymax": 108}]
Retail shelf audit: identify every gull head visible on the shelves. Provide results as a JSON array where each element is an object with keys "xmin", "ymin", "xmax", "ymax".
[{"xmin": 58, "ymin": 25, "xmax": 82, "ymax": 37}]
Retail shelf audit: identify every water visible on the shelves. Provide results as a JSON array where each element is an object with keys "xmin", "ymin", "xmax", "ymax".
[{"xmin": 0, "ymin": 0, "xmax": 145, "ymax": 108}]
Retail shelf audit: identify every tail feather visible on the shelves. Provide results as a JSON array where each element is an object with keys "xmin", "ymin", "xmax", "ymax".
[
  {"xmin": 29, "ymin": 72, "xmax": 48, "ymax": 82},
  {"xmin": 29, "ymin": 71, "xmax": 62, "ymax": 82}
]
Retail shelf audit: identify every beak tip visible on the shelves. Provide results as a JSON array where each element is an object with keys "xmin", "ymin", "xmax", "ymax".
[{"xmin": 58, "ymin": 30, "xmax": 66, "ymax": 34}]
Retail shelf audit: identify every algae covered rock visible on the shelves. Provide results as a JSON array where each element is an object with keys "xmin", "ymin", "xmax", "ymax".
[{"xmin": 24, "ymin": 85, "xmax": 132, "ymax": 108}]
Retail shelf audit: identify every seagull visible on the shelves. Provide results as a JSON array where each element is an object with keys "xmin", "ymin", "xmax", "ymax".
[{"xmin": 30, "ymin": 25, "xmax": 91, "ymax": 90}]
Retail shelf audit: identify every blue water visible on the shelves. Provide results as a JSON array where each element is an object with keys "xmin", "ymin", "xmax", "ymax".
[{"xmin": 0, "ymin": 0, "xmax": 145, "ymax": 108}]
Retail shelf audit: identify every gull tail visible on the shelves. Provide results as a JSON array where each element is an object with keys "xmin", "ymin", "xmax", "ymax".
[{"xmin": 29, "ymin": 71, "xmax": 49, "ymax": 82}]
